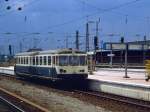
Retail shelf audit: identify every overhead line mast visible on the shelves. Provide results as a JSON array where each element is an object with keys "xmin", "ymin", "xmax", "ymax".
[
  {"xmin": 76, "ymin": 30, "xmax": 79, "ymax": 50},
  {"xmin": 86, "ymin": 23, "xmax": 89, "ymax": 52}
]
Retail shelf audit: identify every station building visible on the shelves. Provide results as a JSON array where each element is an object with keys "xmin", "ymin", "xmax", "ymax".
[{"xmin": 94, "ymin": 40, "xmax": 150, "ymax": 67}]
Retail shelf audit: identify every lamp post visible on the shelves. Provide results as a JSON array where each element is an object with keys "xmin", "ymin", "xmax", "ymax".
[{"xmin": 124, "ymin": 43, "xmax": 130, "ymax": 78}]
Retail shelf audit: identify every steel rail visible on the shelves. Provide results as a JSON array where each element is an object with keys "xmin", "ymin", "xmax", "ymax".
[
  {"xmin": 0, "ymin": 96, "xmax": 25, "ymax": 112},
  {"xmin": 74, "ymin": 90, "xmax": 150, "ymax": 109}
]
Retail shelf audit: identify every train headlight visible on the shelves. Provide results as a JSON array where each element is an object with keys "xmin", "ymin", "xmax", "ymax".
[
  {"xmin": 80, "ymin": 70, "xmax": 85, "ymax": 72},
  {"xmin": 63, "ymin": 70, "xmax": 66, "ymax": 73},
  {"xmin": 60, "ymin": 69, "xmax": 63, "ymax": 73},
  {"xmin": 60, "ymin": 69, "xmax": 66, "ymax": 73}
]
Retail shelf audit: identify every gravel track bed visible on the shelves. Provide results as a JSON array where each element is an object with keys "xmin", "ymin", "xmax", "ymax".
[
  {"xmin": 0, "ymin": 77, "xmax": 111, "ymax": 112},
  {"xmin": 0, "ymin": 76, "xmax": 148, "ymax": 112}
]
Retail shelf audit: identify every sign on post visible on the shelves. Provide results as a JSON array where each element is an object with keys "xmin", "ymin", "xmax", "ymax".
[
  {"xmin": 105, "ymin": 43, "xmax": 149, "ymax": 50},
  {"xmin": 107, "ymin": 54, "xmax": 115, "ymax": 57}
]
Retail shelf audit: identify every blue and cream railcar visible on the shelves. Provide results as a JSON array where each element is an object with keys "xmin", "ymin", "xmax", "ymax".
[{"xmin": 14, "ymin": 49, "xmax": 88, "ymax": 80}]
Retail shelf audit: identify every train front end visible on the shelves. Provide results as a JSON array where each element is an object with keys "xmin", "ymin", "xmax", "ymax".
[{"xmin": 56, "ymin": 54, "xmax": 88, "ymax": 79}]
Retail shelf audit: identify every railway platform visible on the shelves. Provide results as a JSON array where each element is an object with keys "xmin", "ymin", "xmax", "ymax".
[{"xmin": 88, "ymin": 68, "xmax": 150, "ymax": 102}]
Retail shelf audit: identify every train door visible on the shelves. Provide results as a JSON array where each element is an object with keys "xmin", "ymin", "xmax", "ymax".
[
  {"xmin": 51, "ymin": 56, "xmax": 56, "ymax": 78},
  {"xmin": 52, "ymin": 56, "xmax": 56, "ymax": 67},
  {"xmin": 29, "ymin": 56, "xmax": 34, "ymax": 76}
]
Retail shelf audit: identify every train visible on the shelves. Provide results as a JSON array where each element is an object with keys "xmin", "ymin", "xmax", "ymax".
[{"xmin": 14, "ymin": 49, "xmax": 88, "ymax": 80}]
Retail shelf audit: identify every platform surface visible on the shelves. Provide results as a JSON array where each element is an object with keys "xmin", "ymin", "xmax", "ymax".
[
  {"xmin": 0, "ymin": 66, "xmax": 150, "ymax": 86},
  {"xmin": 0, "ymin": 66, "xmax": 14, "ymax": 70},
  {"xmin": 89, "ymin": 68, "xmax": 150, "ymax": 87}
]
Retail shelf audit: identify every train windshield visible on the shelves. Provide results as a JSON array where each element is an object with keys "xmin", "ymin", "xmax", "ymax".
[
  {"xmin": 59, "ymin": 56, "xmax": 68, "ymax": 66},
  {"xmin": 59, "ymin": 55, "xmax": 86, "ymax": 66},
  {"xmin": 69, "ymin": 56, "xmax": 79, "ymax": 66},
  {"xmin": 79, "ymin": 56, "xmax": 86, "ymax": 66}
]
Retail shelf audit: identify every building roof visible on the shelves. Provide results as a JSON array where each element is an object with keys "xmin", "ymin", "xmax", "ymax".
[{"xmin": 104, "ymin": 40, "xmax": 150, "ymax": 45}]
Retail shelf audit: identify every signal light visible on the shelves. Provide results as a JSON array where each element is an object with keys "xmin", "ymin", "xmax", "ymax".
[
  {"xmin": 94, "ymin": 36, "xmax": 99, "ymax": 50},
  {"xmin": 6, "ymin": 6, "xmax": 11, "ymax": 10},
  {"xmin": 18, "ymin": 7, "xmax": 22, "ymax": 11},
  {"xmin": 120, "ymin": 37, "xmax": 124, "ymax": 43}
]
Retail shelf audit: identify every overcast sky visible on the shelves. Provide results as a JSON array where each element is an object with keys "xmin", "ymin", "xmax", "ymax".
[{"xmin": 0, "ymin": 0, "xmax": 150, "ymax": 54}]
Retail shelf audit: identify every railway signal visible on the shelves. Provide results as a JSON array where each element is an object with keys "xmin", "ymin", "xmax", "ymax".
[
  {"xmin": 94, "ymin": 36, "xmax": 98, "ymax": 51},
  {"xmin": 17, "ymin": 7, "xmax": 22, "ymax": 11},
  {"xmin": 120, "ymin": 37, "xmax": 124, "ymax": 43},
  {"xmin": 6, "ymin": 6, "xmax": 11, "ymax": 10}
]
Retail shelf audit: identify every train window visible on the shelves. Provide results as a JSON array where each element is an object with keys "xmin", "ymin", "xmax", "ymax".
[
  {"xmin": 20, "ymin": 57, "xmax": 22, "ymax": 64},
  {"xmin": 79, "ymin": 56, "xmax": 86, "ymax": 66},
  {"xmin": 30, "ymin": 57, "xmax": 32, "ymax": 65},
  {"xmin": 23, "ymin": 57, "xmax": 24, "ymax": 64},
  {"xmin": 22, "ymin": 57, "xmax": 24, "ymax": 64},
  {"xmin": 44, "ymin": 56, "xmax": 47, "ymax": 65},
  {"xmin": 25, "ymin": 57, "xmax": 27, "ymax": 64},
  {"xmin": 48, "ymin": 56, "xmax": 51, "ymax": 65},
  {"xmin": 33, "ymin": 57, "xmax": 35, "ymax": 65},
  {"xmin": 17, "ymin": 57, "xmax": 19, "ymax": 64},
  {"xmin": 26, "ymin": 57, "xmax": 28, "ymax": 65},
  {"xmin": 56, "ymin": 56, "xmax": 59, "ymax": 65},
  {"xmin": 52, "ymin": 56, "xmax": 55, "ymax": 65},
  {"xmin": 36, "ymin": 57, "xmax": 39, "ymax": 65},
  {"xmin": 40, "ymin": 56, "xmax": 42, "ymax": 65},
  {"xmin": 23, "ymin": 57, "xmax": 26, "ymax": 64},
  {"xmin": 20, "ymin": 57, "xmax": 21, "ymax": 64},
  {"xmin": 17, "ymin": 57, "xmax": 18, "ymax": 64},
  {"xmin": 16, "ymin": 57, "xmax": 18, "ymax": 64},
  {"xmin": 24, "ymin": 57, "xmax": 26, "ymax": 64},
  {"xmin": 69, "ymin": 56, "xmax": 79, "ymax": 66},
  {"xmin": 27, "ymin": 57, "xmax": 28, "ymax": 64},
  {"xmin": 21, "ymin": 57, "xmax": 23, "ymax": 64},
  {"xmin": 28, "ymin": 57, "xmax": 29, "ymax": 64},
  {"xmin": 29, "ymin": 57, "xmax": 31, "ymax": 65},
  {"xmin": 26, "ymin": 57, "xmax": 27, "ymax": 64},
  {"xmin": 59, "ymin": 56, "xmax": 68, "ymax": 66},
  {"xmin": 16, "ymin": 57, "xmax": 17, "ymax": 64},
  {"xmin": 28, "ymin": 57, "xmax": 30, "ymax": 65},
  {"xmin": 22, "ymin": 57, "xmax": 23, "ymax": 64}
]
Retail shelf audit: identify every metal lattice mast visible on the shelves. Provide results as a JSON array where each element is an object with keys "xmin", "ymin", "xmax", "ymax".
[
  {"xmin": 86, "ymin": 23, "xmax": 89, "ymax": 52},
  {"xmin": 76, "ymin": 30, "xmax": 79, "ymax": 50}
]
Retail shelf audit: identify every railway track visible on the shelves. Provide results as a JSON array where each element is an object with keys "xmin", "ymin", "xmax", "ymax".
[
  {"xmin": 0, "ymin": 74, "xmax": 50, "ymax": 112},
  {"xmin": 1, "ymin": 73, "xmax": 150, "ymax": 112},
  {"xmin": 0, "ymin": 87, "xmax": 50, "ymax": 112},
  {"xmin": 74, "ymin": 90, "xmax": 150, "ymax": 110},
  {"xmin": 0, "ymin": 96, "xmax": 25, "ymax": 112}
]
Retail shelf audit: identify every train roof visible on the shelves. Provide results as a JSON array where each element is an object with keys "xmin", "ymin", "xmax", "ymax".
[
  {"xmin": 16, "ymin": 49, "xmax": 86, "ymax": 56},
  {"xmin": 15, "ymin": 51, "xmax": 38, "ymax": 56}
]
